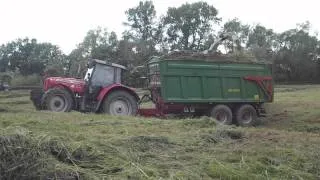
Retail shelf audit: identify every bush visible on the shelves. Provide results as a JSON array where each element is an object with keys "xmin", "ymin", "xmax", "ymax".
[
  {"xmin": 0, "ymin": 72, "xmax": 13, "ymax": 84},
  {"xmin": 11, "ymin": 74, "xmax": 41, "ymax": 87}
]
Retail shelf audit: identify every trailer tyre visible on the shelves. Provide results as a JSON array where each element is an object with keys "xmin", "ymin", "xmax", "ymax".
[
  {"xmin": 210, "ymin": 105, "xmax": 233, "ymax": 125},
  {"xmin": 103, "ymin": 91, "xmax": 138, "ymax": 116},
  {"xmin": 42, "ymin": 88, "xmax": 73, "ymax": 112},
  {"xmin": 235, "ymin": 104, "xmax": 257, "ymax": 127}
]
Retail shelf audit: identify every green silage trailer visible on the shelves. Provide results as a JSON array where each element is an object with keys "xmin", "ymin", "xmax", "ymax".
[{"xmin": 139, "ymin": 56, "xmax": 274, "ymax": 126}]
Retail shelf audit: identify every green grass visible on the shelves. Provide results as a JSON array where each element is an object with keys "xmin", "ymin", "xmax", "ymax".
[
  {"xmin": 263, "ymin": 85, "xmax": 320, "ymax": 132},
  {"xmin": 0, "ymin": 86, "xmax": 320, "ymax": 179}
]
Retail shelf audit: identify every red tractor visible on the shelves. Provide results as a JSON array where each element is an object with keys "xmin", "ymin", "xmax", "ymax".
[{"xmin": 30, "ymin": 59, "xmax": 139, "ymax": 116}]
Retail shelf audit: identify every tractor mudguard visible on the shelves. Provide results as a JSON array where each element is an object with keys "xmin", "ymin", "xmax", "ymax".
[
  {"xmin": 94, "ymin": 84, "xmax": 139, "ymax": 112},
  {"xmin": 31, "ymin": 84, "xmax": 77, "ymax": 111}
]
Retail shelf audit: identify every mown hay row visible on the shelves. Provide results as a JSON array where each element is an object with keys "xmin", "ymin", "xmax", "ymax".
[{"xmin": 0, "ymin": 133, "xmax": 98, "ymax": 180}]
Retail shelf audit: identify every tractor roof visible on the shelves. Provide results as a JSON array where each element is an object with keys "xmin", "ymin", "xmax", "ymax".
[{"xmin": 88, "ymin": 59, "xmax": 127, "ymax": 70}]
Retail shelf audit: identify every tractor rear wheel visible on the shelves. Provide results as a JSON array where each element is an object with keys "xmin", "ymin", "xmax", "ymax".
[
  {"xmin": 42, "ymin": 88, "xmax": 73, "ymax": 112},
  {"xmin": 235, "ymin": 104, "xmax": 257, "ymax": 127},
  {"xmin": 210, "ymin": 105, "xmax": 233, "ymax": 125},
  {"xmin": 103, "ymin": 91, "xmax": 138, "ymax": 116}
]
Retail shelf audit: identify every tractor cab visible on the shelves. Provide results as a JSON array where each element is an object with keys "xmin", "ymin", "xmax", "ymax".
[
  {"xmin": 85, "ymin": 59, "xmax": 126, "ymax": 86},
  {"xmin": 81, "ymin": 59, "xmax": 127, "ymax": 111}
]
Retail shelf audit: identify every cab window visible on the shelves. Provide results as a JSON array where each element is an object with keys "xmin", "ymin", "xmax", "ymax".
[{"xmin": 91, "ymin": 64, "xmax": 115, "ymax": 87}]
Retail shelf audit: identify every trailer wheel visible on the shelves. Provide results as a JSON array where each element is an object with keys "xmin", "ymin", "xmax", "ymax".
[
  {"xmin": 103, "ymin": 91, "xmax": 138, "ymax": 116},
  {"xmin": 235, "ymin": 104, "xmax": 257, "ymax": 127},
  {"xmin": 210, "ymin": 105, "xmax": 233, "ymax": 125},
  {"xmin": 42, "ymin": 88, "xmax": 73, "ymax": 112}
]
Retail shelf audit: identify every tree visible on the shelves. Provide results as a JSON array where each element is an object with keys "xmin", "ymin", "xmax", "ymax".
[
  {"xmin": 0, "ymin": 38, "xmax": 66, "ymax": 75},
  {"xmin": 163, "ymin": 1, "xmax": 220, "ymax": 51},
  {"xmin": 125, "ymin": 1, "xmax": 158, "ymax": 41},
  {"xmin": 79, "ymin": 27, "xmax": 118, "ymax": 60},
  {"xmin": 67, "ymin": 27, "xmax": 119, "ymax": 76},
  {"xmin": 246, "ymin": 25, "xmax": 277, "ymax": 61},
  {"xmin": 0, "ymin": 45, "xmax": 9, "ymax": 72},
  {"xmin": 124, "ymin": 1, "xmax": 162, "ymax": 59},
  {"xmin": 121, "ymin": 1, "xmax": 165, "ymax": 87},
  {"xmin": 222, "ymin": 18, "xmax": 250, "ymax": 52},
  {"xmin": 273, "ymin": 22, "xmax": 319, "ymax": 82},
  {"xmin": 247, "ymin": 25, "xmax": 276, "ymax": 48}
]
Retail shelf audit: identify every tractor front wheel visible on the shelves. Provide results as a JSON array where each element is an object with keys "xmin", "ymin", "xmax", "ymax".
[
  {"xmin": 42, "ymin": 88, "xmax": 73, "ymax": 112},
  {"xmin": 103, "ymin": 91, "xmax": 138, "ymax": 116}
]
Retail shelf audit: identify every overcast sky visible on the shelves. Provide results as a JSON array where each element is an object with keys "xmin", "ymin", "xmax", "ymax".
[{"xmin": 0, "ymin": 0, "xmax": 318, "ymax": 54}]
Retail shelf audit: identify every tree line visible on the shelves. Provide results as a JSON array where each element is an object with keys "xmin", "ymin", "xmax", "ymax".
[{"xmin": 0, "ymin": 1, "xmax": 319, "ymax": 86}]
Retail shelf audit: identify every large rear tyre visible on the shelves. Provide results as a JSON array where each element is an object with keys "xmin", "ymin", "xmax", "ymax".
[
  {"xmin": 103, "ymin": 91, "xmax": 138, "ymax": 116},
  {"xmin": 210, "ymin": 105, "xmax": 233, "ymax": 125},
  {"xmin": 235, "ymin": 104, "xmax": 257, "ymax": 127},
  {"xmin": 42, "ymin": 88, "xmax": 73, "ymax": 112}
]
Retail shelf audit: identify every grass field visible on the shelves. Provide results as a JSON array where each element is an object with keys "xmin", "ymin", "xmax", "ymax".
[{"xmin": 0, "ymin": 85, "xmax": 320, "ymax": 179}]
